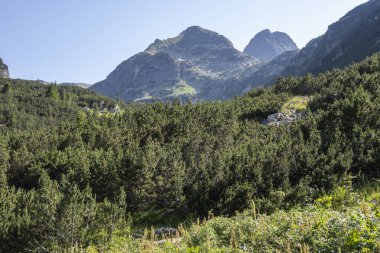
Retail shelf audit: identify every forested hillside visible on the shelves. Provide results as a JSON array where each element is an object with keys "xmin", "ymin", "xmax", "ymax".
[
  {"xmin": 0, "ymin": 79, "xmax": 119, "ymax": 129},
  {"xmin": 1, "ymin": 53, "xmax": 380, "ymax": 252}
]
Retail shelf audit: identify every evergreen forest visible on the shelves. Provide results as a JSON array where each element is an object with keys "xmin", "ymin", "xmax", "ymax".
[{"xmin": 1, "ymin": 53, "xmax": 380, "ymax": 252}]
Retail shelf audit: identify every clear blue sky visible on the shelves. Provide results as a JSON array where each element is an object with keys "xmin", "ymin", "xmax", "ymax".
[{"xmin": 0, "ymin": 0, "xmax": 368, "ymax": 84}]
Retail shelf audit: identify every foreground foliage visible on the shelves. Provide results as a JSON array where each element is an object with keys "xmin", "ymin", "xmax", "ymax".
[{"xmin": 83, "ymin": 185, "xmax": 380, "ymax": 253}]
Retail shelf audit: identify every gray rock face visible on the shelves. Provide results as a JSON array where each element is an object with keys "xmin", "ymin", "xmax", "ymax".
[
  {"xmin": 241, "ymin": 0, "xmax": 380, "ymax": 90},
  {"xmin": 244, "ymin": 29, "xmax": 298, "ymax": 62},
  {"xmin": 242, "ymin": 50, "xmax": 299, "ymax": 88},
  {"xmin": 90, "ymin": 26, "xmax": 262, "ymax": 102},
  {"xmin": 0, "ymin": 58, "xmax": 9, "ymax": 78},
  {"xmin": 91, "ymin": 0, "xmax": 380, "ymax": 103},
  {"xmin": 263, "ymin": 110, "xmax": 306, "ymax": 126},
  {"xmin": 282, "ymin": 0, "xmax": 380, "ymax": 76}
]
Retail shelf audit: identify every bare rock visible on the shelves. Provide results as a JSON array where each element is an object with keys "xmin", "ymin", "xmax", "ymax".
[
  {"xmin": 263, "ymin": 110, "xmax": 306, "ymax": 126},
  {"xmin": 0, "ymin": 58, "xmax": 9, "ymax": 78},
  {"xmin": 244, "ymin": 29, "xmax": 298, "ymax": 62},
  {"xmin": 90, "ymin": 26, "xmax": 262, "ymax": 102}
]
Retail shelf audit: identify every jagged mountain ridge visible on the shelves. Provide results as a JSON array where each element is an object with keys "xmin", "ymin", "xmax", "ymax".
[
  {"xmin": 243, "ymin": 29, "xmax": 298, "ymax": 62},
  {"xmin": 0, "ymin": 58, "xmax": 9, "ymax": 78},
  {"xmin": 91, "ymin": 0, "xmax": 380, "ymax": 102},
  {"xmin": 240, "ymin": 0, "xmax": 380, "ymax": 89},
  {"xmin": 282, "ymin": 0, "xmax": 380, "ymax": 76},
  {"xmin": 90, "ymin": 26, "xmax": 262, "ymax": 102}
]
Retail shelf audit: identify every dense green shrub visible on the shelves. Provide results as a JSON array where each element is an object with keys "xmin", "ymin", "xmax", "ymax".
[{"xmin": 1, "ymin": 53, "xmax": 380, "ymax": 252}]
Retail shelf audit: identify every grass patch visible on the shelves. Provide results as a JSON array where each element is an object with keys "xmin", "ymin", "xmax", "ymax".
[
  {"xmin": 281, "ymin": 96, "xmax": 310, "ymax": 113},
  {"xmin": 134, "ymin": 92, "xmax": 153, "ymax": 102},
  {"xmin": 170, "ymin": 80, "xmax": 197, "ymax": 97}
]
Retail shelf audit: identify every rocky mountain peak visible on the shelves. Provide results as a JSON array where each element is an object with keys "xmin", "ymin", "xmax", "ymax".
[
  {"xmin": 91, "ymin": 1, "xmax": 380, "ymax": 103},
  {"xmin": 0, "ymin": 57, "xmax": 10, "ymax": 78},
  {"xmin": 145, "ymin": 26, "xmax": 234, "ymax": 55},
  {"xmin": 91, "ymin": 26, "xmax": 261, "ymax": 103},
  {"xmin": 178, "ymin": 26, "xmax": 234, "ymax": 48},
  {"xmin": 244, "ymin": 29, "xmax": 298, "ymax": 62},
  {"xmin": 256, "ymin": 29, "xmax": 272, "ymax": 36}
]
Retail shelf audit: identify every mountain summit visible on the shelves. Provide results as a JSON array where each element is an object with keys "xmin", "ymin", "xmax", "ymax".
[
  {"xmin": 145, "ymin": 26, "xmax": 234, "ymax": 54},
  {"xmin": 243, "ymin": 29, "xmax": 298, "ymax": 62},
  {"xmin": 179, "ymin": 26, "xmax": 234, "ymax": 48},
  {"xmin": 90, "ymin": 26, "xmax": 261, "ymax": 102},
  {"xmin": 0, "ymin": 58, "xmax": 9, "ymax": 78}
]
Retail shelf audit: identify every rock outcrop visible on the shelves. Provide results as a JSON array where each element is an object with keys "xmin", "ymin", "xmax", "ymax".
[
  {"xmin": 154, "ymin": 227, "xmax": 178, "ymax": 237},
  {"xmin": 90, "ymin": 26, "xmax": 262, "ymax": 102},
  {"xmin": 0, "ymin": 58, "xmax": 9, "ymax": 78},
  {"xmin": 244, "ymin": 29, "xmax": 298, "ymax": 62},
  {"xmin": 263, "ymin": 110, "xmax": 306, "ymax": 126}
]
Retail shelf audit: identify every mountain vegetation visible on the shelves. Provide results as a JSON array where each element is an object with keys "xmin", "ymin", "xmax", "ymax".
[
  {"xmin": 1, "ymin": 51, "xmax": 380, "ymax": 252},
  {"xmin": 86, "ymin": 184, "xmax": 380, "ymax": 252},
  {"xmin": 0, "ymin": 79, "xmax": 119, "ymax": 130},
  {"xmin": 60, "ymin": 82, "xmax": 92, "ymax": 89},
  {"xmin": 36, "ymin": 80, "xmax": 92, "ymax": 89}
]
